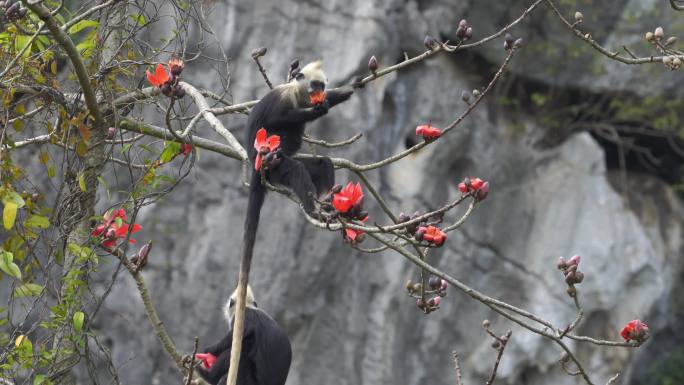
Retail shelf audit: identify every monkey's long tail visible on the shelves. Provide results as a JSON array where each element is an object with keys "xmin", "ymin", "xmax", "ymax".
[{"xmin": 226, "ymin": 170, "xmax": 265, "ymax": 385}]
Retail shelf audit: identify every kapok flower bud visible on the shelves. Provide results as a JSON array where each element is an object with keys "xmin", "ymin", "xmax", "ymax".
[
  {"xmin": 566, "ymin": 286, "xmax": 577, "ymax": 297},
  {"xmin": 398, "ymin": 212, "xmax": 411, "ymax": 223},
  {"xmin": 491, "ymin": 340, "xmax": 501, "ymax": 349},
  {"xmin": 368, "ymin": 55, "xmax": 378, "ymax": 73},
  {"xmin": 568, "ymin": 255, "xmax": 581, "ymax": 266},
  {"xmin": 654, "ymin": 27, "xmax": 664, "ymax": 40},
  {"xmin": 665, "ymin": 36, "xmax": 677, "ymax": 47},
  {"xmin": 458, "ymin": 19, "xmax": 468, "ymax": 29},
  {"xmin": 168, "ymin": 57, "xmax": 185, "ymax": 76},
  {"xmin": 557, "ymin": 256, "xmax": 567, "ymax": 270},
  {"xmin": 428, "ymin": 276, "xmax": 441, "ymax": 290},
  {"xmin": 504, "ymin": 33, "xmax": 515, "ymax": 50},
  {"xmin": 414, "ymin": 228, "xmax": 425, "ymax": 241},
  {"xmin": 424, "ymin": 35, "xmax": 437, "ymax": 50},
  {"xmin": 475, "ymin": 181, "xmax": 489, "ymax": 201},
  {"xmin": 332, "ymin": 184, "xmax": 343, "ymax": 193},
  {"xmin": 416, "ymin": 298, "xmax": 425, "ymax": 309},
  {"xmin": 440, "ymin": 280, "xmax": 448, "ymax": 291},
  {"xmin": 406, "ymin": 280, "xmax": 414, "ymax": 292},
  {"xmin": 645, "ymin": 31, "xmax": 655, "ymax": 42},
  {"xmin": 289, "ymin": 59, "xmax": 299, "ymax": 71},
  {"xmin": 458, "ymin": 182, "xmax": 468, "ymax": 193},
  {"xmin": 482, "ymin": 319, "xmax": 491, "ymax": 328},
  {"xmin": 106, "ymin": 126, "xmax": 117, "ymax": 140},
  {"xmin": 464, "ymin": 27, "xmax": 473, "ymax": 40},
  {"xmin": 574, "ymin": 11, "xmax": 584, "ymax": 23},
  {"xmin": 427, "ymin": 296, "xmax": 441, "ymax": 307},
  {"xmin": 174, "ymin": 84, "xmax": 186, "ymax": 98},
  {"xmin": 461, "ymin": 90, "xmax": 472, "ymax": 104},
  {"xmin": 251, "ymin": 47, "xmax": 268, "ymax": 59},
  {"xmin": 513, "ymin": 38, "xmax": 524, "ymax": 49}
]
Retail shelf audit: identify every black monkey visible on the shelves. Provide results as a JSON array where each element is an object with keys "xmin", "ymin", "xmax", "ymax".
[
  {"xmin": 195, "ymin": 286, "xmax": 292, "ymax": 385},
  {"xmin": 225, "ymin": 60, "xmax": 355, "ymax": 385}
]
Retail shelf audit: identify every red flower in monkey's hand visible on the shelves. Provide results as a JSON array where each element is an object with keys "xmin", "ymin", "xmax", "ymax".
[
  {"xmin": 195, "ymin": 353, "xmax": 217, "ymax": 369},
  {"xmin": 415, "ymin": 124, "xmax": 442, "ymax": 140},
  {"xmin": 333, "ymin": 182, "xmax": 364, "ymax": 214},
  {"xmin": 146, "ymin": 63, "xmax": 171, "ymax": 87},
  {"xmin": 180, "ymin": 143, "xmax": 192, "ymax": 156},
  {"xmin": 310, "ymin": 91, "xmax": 327, "ymax": 105},
  {"xmin": 620, "ymin": 320, "xmax": 649, "ymax": 343},
  {"xmin": 253, "ymin": 128, "xmax": 281, "ymax": 171}
]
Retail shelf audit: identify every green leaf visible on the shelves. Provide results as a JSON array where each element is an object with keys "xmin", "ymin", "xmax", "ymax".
[
  {"xmin": 25, "ymin": 215, "xmax": 50, "ymax": 229},
  {"xmin": 72, "ymin": 311, "xmax": 84, "ymax": 333},
  {"xmin": 78, "ymin": 173, "xmax": 86, "ymax": 192},
  {"xmin": 34, "ymin": 374, "xmax": 46, "ymax": 385},
  {"xmin": 2, "ymin": 190, "xmax": 26, "ymax": 208},
  {"xmin": 15, "ymin": 35, "xmax": 32, "ymax": 58},
  {"xmin": 3, "ymin": 202, "xmax": 17, "ymax": 230},
  {"xmin": 160, "ymin": 141, "xmax": 181, "ymax": 163},
  {"xmin": 14, "ymin": 283, "xmax": 43, "ymax": 298},
  {"xmin": 0, "ymin": 251, "xmax": 21, "ymax": 280},
  {"xmin": 67, "ymin": 20, "xmax": 99, "ymax": 35},
  {"xmin": 129, "ymin": 14, "xmax": 146, "ymax": 26},
  {"xmin": 67, "ymin": 243, "xmax": 96, "ymax": 264}
]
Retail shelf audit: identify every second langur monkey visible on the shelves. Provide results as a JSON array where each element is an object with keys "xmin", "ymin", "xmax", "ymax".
[
  {"xmin": 226, "ymin": 60, "xmax": 357, "ymax": 385},
  {"xmin": 195, "ymin": 286, "xmax": 292, "ymax": 385}
]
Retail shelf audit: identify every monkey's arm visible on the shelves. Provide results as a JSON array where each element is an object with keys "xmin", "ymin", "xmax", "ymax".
[
  {"xmin": 326, "ymin": 86, "xmax": 354, "ymax": 108},
  {"xmin": 203, "ymin": 332, "xmax": 233, "ymax": 356},
  {"xmin": 267, "ymin": 105, "xmax": 328, "ymax": 126}
]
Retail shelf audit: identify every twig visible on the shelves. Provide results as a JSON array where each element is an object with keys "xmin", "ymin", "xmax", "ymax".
[
  {"xmin": 185, "ymin": 337, "xmax": 199, "ymax": 385},
  {"xmin": 252, "ymin": 56, "xmax": 273, "ymax": 89},
  {"xmin": 486, "ymin": 330, "xmax": 512, "ymax": 385},
  {"xmin": 453, "ymin": 352, "xmax": 464, "ymax": 385},
  {"xmin": 302, "ymin": 133, "xmax": 363, "ymax": 148}
]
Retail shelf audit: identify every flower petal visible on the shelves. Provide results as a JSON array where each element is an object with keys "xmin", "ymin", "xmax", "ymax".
[
  {"xmin": 254, "ymin": 154, "xmax": 263, "ymax": 171},
  {"xmin": 155, "ymin": 63, "xmax": 170, "ymax": 84},
  {"xmin": 254, "ymin": 128, "xmax": 267, "ymax": 149},
  {"xmin": 333, "ymin": 195, "xmax": 352, "ymax": 213},
  {"xmin": 267, "ymin": 135, "xmax": 281, "ymax": 151}
]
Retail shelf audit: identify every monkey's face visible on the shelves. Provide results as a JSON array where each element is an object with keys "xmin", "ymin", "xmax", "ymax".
[{"xmin": 294, "ymin": 60, "xmax": 328, "ymax": 96}]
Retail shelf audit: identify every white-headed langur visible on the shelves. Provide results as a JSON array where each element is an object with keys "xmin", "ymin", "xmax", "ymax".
[
  {"xmin": 195, "ymin": 286, "xmax": 292, "ymax": 385},
  {"xmin": 225, "ymin": 60, "xmax": 359, "ymax": 385}
]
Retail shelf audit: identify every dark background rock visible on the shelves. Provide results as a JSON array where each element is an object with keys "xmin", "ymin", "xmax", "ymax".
[{"xmin": 18, "ymin": 1, "xmax": 682, "ymax": 384}]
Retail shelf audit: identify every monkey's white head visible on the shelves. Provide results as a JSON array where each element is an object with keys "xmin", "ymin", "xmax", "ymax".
[
  {"xmin": 287, "ymin": 60, "xmax": 328, "ymax": 106},
  {"xmin": 224, "ymin": 285, "xmax": 257, "ymax": 322}
]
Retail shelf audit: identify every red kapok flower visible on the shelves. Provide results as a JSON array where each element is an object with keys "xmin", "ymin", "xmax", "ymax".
[
  {"xmin": 470, "ymin": 177, "xmax": 484, "ymax": 190},
  {"xmin": 91, "ymin": 208, "xmax": 127, "ymax": 237},
  {"xmin": 620, "ymin": 320, "xmax": 649, "ymax": 343},
  {"xmin": 146, "ymin": 63, "xmax": 171, "ymax": 87},
  {"xmin": 415, "ymin": 124, "xmax": 442, "ymax": 140},
  {"xmin": 101, "ymin": 222, "xmax": 142, "ymax": 248},
  {"xmin": 195, "ymin": 353, "xmax": 217, "ymax": 369},
  {"xmin": 92, "ymin": 208, "xmax": 142, "ymax": 249},
  {"xmin": 310, "ymin": 91, "xmax": 327, "ymax": 105},
  {"xmin": 419, "ymin": 225, "xmax": 447, "ymax": 246},
  {"xmin": 253, "ymin": 128, "xmax": 281, "ymax": 171},
  {"xmin": 332, "ymin": 182, "xmax": 364, "ymax": 213},
  {"xmin": 344, "ymin": 216, "xmax": 368, "ymax": 243},
  {"xmin": 180, "ymin": 143, "xmax": 192, "ymax": 156}
]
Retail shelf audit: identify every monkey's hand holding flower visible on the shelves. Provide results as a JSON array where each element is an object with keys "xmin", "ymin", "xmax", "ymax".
[
  {"xmin": 194, "ymin": 353, "xmax": 217, "ymax": 369},
  {"xmin": 253, "ymin": 128, "xmax": 282, "ymax": 171}
]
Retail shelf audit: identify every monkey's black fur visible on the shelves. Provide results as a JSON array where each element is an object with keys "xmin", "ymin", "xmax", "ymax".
[{"xmin": 196, "ymin": 307, "xmax": 292, "ymax": 385}]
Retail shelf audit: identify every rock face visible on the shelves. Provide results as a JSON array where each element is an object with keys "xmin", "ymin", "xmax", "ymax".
[{"xmin": 85, "ymin": 1, "xmax": 684, "ymax": 385}]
